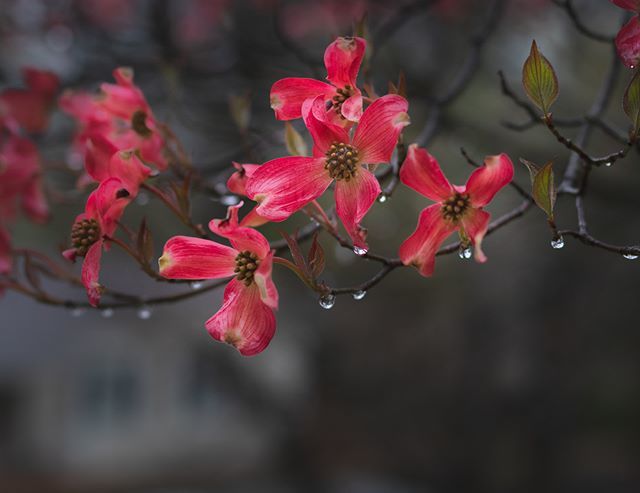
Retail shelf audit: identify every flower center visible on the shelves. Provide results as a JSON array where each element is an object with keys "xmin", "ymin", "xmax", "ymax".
[
  {"xmin": 71, "ymin": 218, "xmax": 101, "ymax": 256},
  {"xmin": 325, "ymin": 141, "xmax": 359, "ymax": 182},
  {"xmin": 131, "ymin": 110, "xmax": 152, "ymax": 138},
  {"xmin": 441, "ymin": 192, "xmax": 470, "ymax": 222},
  {"xmin": 331, "ymin": 85, "xmax": 353, "ymax": 119},
  {"xmin": 234, "ymin": 250, "xmax": 260, "ymax": 286}
]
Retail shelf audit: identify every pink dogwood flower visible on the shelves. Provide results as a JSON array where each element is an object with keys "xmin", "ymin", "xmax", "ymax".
[
  {"xmin": 611, "ymin": 0, "xmax": 640, "ymax": 67},
  {"xmin": 63, "ymin": 177, "xmax": 133, "ymax": 306},
  {"xmin": 270, "ymin": 36, "xmax": 366, "ymax": 124},
  {"xmin": 0, "ymin": 68, "xmax": 59, "ymax": 133},
  {"xmin": 247, "ymin": 94, "xmax": 409, "ymax": 250},
  {"xmin": 399, "ymin": 145, "xmax": 514, "ymax": 277},
  {"xmin": 226, "ymin": 162, "xmax": 269, "ymax": 227},
  {"xmin": 158, "ymin": 204, "xmax": 278, "ymax": 356}
]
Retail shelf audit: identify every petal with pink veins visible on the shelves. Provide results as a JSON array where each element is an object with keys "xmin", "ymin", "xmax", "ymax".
[
  {"xmin": 464, "ymin": 153, "xmax": 514, "ymax": 207},
  {"xmin": 399, "ymin": 144, "xmax": 453, "ymax": 202},
  {"xmin": 460, "ymin": 208, "xmax": 491, "ymax": 263},
  {"xmin": 324, "ymin": 36, "xmax": 366, "ymax": 88},
  {"xmin": 340, "ymin": 92, "xmax": 363, "ymax": 122},
  {"xmin": 227, "ymin": 162, "xmax": 260, "ymax": 196},
  {"xmin": 158, "ymin": 236, "xmax": 237, "ymax": 279},
  {"xmin": 205, "ymin": 280, "xmax": 276, "ymax": 357},
  {"xmin": 611, "ymin": 0, "xmax": 640, "ymax": 12},
  {"xmin": 209, "ymin": 204, "xmax": 271, "ymax": 259},
  {"xmin": 82, "ymin": 240, "xmax": 104, "ymax": 307},
  {"xmin": 270, "ymin": 77, "xmax": 335, "ymax": 120},
  {"xmin": 246, "ymin": 156, "xmax": 333, "ymax": 222},
  {"xmin": 254, "ymin": 251, "xmax": 278, "ymax": 309},
  {"xmin": 335, "ymin": 168, "xmax": 381, "ymax": 249},
  {"xmin": 616, "ymin": 16, "xmax": 640, "ymax": 68},
  {"xmin": 353, "ymin": 94, "xmax": 410, "ymax": 164},
  {"xmin": 399, "ymin": 204, "xmax": 457, "ymax": 277},
  {"xmin": 302, "ymin": 96, "xmax": 350, "ymax": 156}
]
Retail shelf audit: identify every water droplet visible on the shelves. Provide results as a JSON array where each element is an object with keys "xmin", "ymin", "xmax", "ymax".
[
  {"xmin": 149, "ymin": 169, "xmax": 160, "ymax": 177},
  {"xmin": 378, "ymin": 193, "xmax": 388, "ymax": 203},
  {"xmin": 136, "ymin": 191, "xmax": 150, "ymax": 206},
  {"xmin": 623, "ymin": 253, "xmax": 638, "ymax": 260},
  {"xmin": 353, "ymin": 246, "xmax": 368, "ymax": 256},
  {"xmin": 137, "ymin": 305, "xmax": 152, "ymax": 319},
  {"xmin": 550, "ymin": 236, "xmax": 565, "ymax": 249},
  {"xmin": 631, "ymin": 65, "xmax": 636, "ymax": 69},
  {"xmin": 458, "ymin": 246, "xmax": 472, "ymax": 260},
  {"xmin": 318, "ymin": 293, "xmax": 336, "ymax": 309},
  {"xmin": 221, "ymin": 195, "xmax": 239, "ymax": 206},
  {"xmin": 604, "ymin": 161, "xmax": 612, "ymax": 168},
  {"xmin": 190, "ymin": 281, "xmax": 203, "ymax": 290},
  {"xmin": 101, "ymin": 308, "xmax": 114, "ymax": 318},
  {"xmin": 70, "ymin": 307, "xmax": 85, "ymax": 317},
  {"xmin": 352, "ymin": 290, "xmax": 367, "ymax": 300}
]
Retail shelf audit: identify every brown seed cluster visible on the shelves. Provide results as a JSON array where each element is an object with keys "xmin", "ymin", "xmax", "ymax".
[
  {"xmin": 234, "ymin": 250, "xmax": 260, "ymax": 286},
  {"xmin": 131, "ymin": 110, "xmax": 152, "ymax": 138},
  {"xmin": 331, "ymin": 85, "xmax": 353, "ymax": 119},
  {"xmin": 71, "ymin": 218, "xmax": 101, "ymax": 256},
  {"xmin": 441, "ymin": 193, "xmax": 471, "ymax": 222},
  {"xmin": 325, "ymin": 142, "xmax": 359, "ymax": 182}
]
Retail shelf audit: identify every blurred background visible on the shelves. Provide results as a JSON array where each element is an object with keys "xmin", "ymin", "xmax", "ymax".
[{"xmin": 1, "ymin": 0, "xmax": 640, "ymax": 492}]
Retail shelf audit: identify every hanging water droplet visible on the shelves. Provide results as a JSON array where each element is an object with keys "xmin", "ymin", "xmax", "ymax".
[
  {"xmin": 623, "ymin": 253, "xmax": 638, "ymax": 260},
  {"xmin": 221, "ymin": 195, "xmax": 239, "ymax": 206},
  {"xmin": 101, "ymin": 307, "xmax": 114, "ymax": 318},
  {"xmin": 318, "ymin": 293, "xmax": 336, "ymax": 309},
  {"xmin": 70, "ymin": 307, "xmax": 85, "ymax": 317},
  {"xmin": 604, "ymin": 161, "xmax": 612, "ymax": 168},
  {"xmin": 136, "ymin": 191, "xmax": 150, "ymax": 206},
  {"xmin": 149, "ymin": 169, "xmax": 160, "ymax": 177},
  {"xmin": 137, "ymin": 305, "xmax": 152, "ymax": 320},
  {"xmin": 352, "ymin": 290, "xmax": 367, "ymax": 300},
  {"xmin": 458, "ymin": 246, "xmax": 472, "ymax": 260},
  {"xmin": 378, "ymin": 193, "xmax": 388, "ymax": 203},
  {"xmin": 631, "ymin": 65, "xmax": 636, "ymax": 69},
  {"xmin": 190, "ymin": 281, "xmax": 203, "ymax": 290},
  {"xmin": 353, "ymin": 246, "xmax": 368, "ymax": 256},
  {"xmin": 550, "ymin": 236, "xmax": 565, "ymax": 249}
]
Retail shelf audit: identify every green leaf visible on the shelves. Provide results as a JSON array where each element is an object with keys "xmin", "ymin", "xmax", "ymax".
[
  {"xmin": 307, "ymin": 232, "xmax": 325, "ymax": 279},
  {"xmin": 521, "ymin": 158, "xmax": 556, "ymax": 219},
  {"xmin": 623, "ymin": 70, "xmax": 640, "ymax": 139},
  {"xmin": 522, "ymin": 40, "xmax": 559, "ymax": 116},
  {"xmin": 228, "ymin": 93, "xmax": 251, "ymax": 133},
  {"xmin": 284, "ymin": 122, "xmax": 308, "ymax": 156}
]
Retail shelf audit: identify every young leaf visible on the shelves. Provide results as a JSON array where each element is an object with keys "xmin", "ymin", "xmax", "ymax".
[
  {"xmin": 284, "ymin": 122, "xmax": 308, "ymax": 156},
  {"xmin": 522, "ymin": 40, "xmax": 559, "ymax": 116},
  {"xmin": 307, "ymin": 232, "xmax": 325, "ymax": 279},
  {"xmin": 280, "ymin": 230, "xmax": 310, "ymax": 278},
  {"xmin": 521, "ymin": 158, "xmax": 556, "ymax": 219},
  {"xmin": 623, "ymin": 70, "xmax": 640, "ymax": 139},
  {"xmin": 136, "ymin": 218, "xmax": 154, "ymax": 264}
]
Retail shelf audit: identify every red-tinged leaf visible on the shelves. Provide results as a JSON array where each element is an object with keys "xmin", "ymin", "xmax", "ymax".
[
  {"xmin": 169, "ymin": 182, "xmax": 190, "ymax": 218},
  {"xmin": 280, "ymin": 230, "xmax": 310, "ymax": 278},
  {"xmin": 388, "ymin": 81, "xmax": 398, "ymax": 95},
  {"xmin": 397, "ymin": 72, "xmax": 407, "ymax": 99},
  {"xmin": 136, "ymin": 218, "xmax": 154, "ymax": 264},
  {"xmin": 307, "ymin": 232, "xmax": 325, "ymax": 279},
  {"xmin": 623, "ymin": 70, "xmax": 640, "ymax": 139},
  {"xmin": 284, "ymin": 122, "xmax": 308, "ymax": 157},
  {"xmin": 521, "ymin": 158, "xmax": 556, "ymax": 219},
  {"xmin": 522, "ymin": 40, "xmax": 559, "ymax": 116}
]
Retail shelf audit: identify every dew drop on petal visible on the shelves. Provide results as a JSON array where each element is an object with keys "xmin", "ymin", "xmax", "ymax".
[
  {"xmin": 70, "ymin": 307, "xmax": 85, "ymax": 317},
  {"xmin": 190, "ymin": 281, "xmax": 203, "ymax": 290},
  {"xmin": 352, "ymin": 290, "xmax": 367, "ymax": 300},
  {"xmin": 136, "ymin": 191, "xmax": 150, "ymax": 206},
  {"xmin": 221, "ymin": 195, "xmax": 239, "ymax": 206},
  {"xmin": 137, "ymin": 305, "xmax": 152, "ymax": 320},
  {"xmin": 319, "ymin": 293, "xmax": 336, "ymax": 309},
  {"xmin": 101, "ymin": 307, "xmax": 114, "ymax": 318},
  {"xmin": 378, "ymin": 193, "xmax": 388, "ymax": 203},
  {"xmin": 458, "ymin": 246, "xmax": 472, "ymax": 260},
  {"xmin": 353, "ymin": 246, "xmax": 368, "ymax": 256},
  {"xmin": 623, "ymin": 253, "xmax": 638, "ymax": 260},
  {"xmin": 551, "ymin": 236, "xmax": 565, "ymax": 249}
]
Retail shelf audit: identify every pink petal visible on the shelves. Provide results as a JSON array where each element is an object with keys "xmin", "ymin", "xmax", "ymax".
[
  {"xmin": 399, "ymin": 144, "xmax": 453, "ymax": 202},
  {"xmin": 0, "ymin": 91, "xmax": 50, "ymax": 133},
  {"xmin": 334, "ymin": 168, "xmax": 381, "ymax": 250},
  {"xmin": 85, "ymin": 177, "xmax": 132, "ymax": 237},
  {"xmin": 209, "ymin": 203, "xmax": 271, "ymax": 259},
  {"xmin": 340, "ymin": 92, "xmax": 363, "ymax": 122},
  {"xmin": 616, "ymin": 16, "xmax": 640, "ymax": 68},
  {"xmin": 302, "ymin": 96, "xmax": 350, "ymax": 156},
  {"xmin": 611, "ymin": 0, "xmax": 640, "ymax": 12},
  {"xmin": 107, "ymin": 150, "xmax": 152, "ymax": 195},
  {"xmin": 159, "ymin": 235, "xmax": 237, "ymax": 279},
  {"xmin": 227, "ymin": 162, "xmax": 260, "ymax": 196},
  {"xmin": 21, "ymin": 175, "xmax": 49, "ymax": 223},
  {"xmin": 254, "ymin": 250, "xmax": 278, "ymax": 309},
  {"xmin": 23, "ymin": 68, "xmax": 59, "ymax": 97},
  {"xmin": 399, "ymin": 204, "xmax": 457, "ymax": 277},
  {"xmin": 85, "ymin": 133, "xmax": 120, "ymax": 183},
  {"xmin": 205, "ymin": 279, "xmax": 276, "ymax": 356},
  {"xmin": 270, "ymin": 77, "xmax": 335, "ymax": 120},
  {"xmin": 0, "ymin": 226, "xmax": 12, "ymax": 275},
  {"xmin": 239, "ymin": 206, "xmax": 269, "ymax": 228},
  {"xmin": 464, "ymin": 153, "xmax": 514, "ymax": 208},
  {"xmin": 246, "ymin": 156, "xmax": 333, "ymax": 221},
  {"xmin": 324, "ymin": 36, "xmax": 366, "ymax": 88},
  {"xmin": 82, "ymin": 240, "xmax": 104, "ymax": 307},
  {"xmin": 352, "ymin": 94, "xmax": 410, "ymax": 164},
  {"xmin": 460, "ymin": 208, "xmax": 491, "ymax": 263}
]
